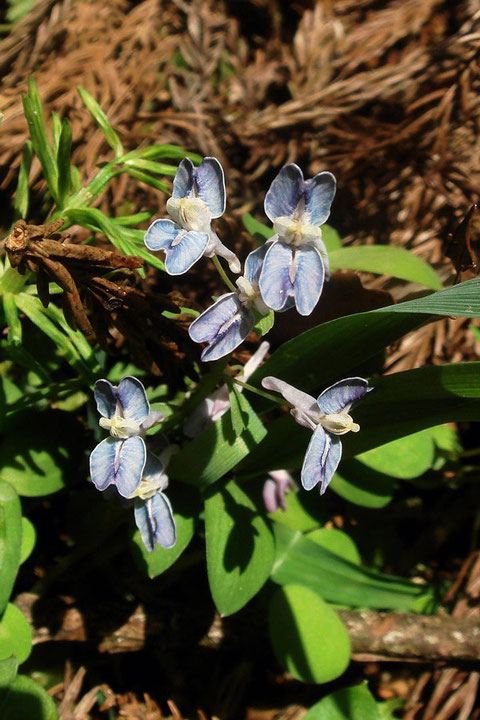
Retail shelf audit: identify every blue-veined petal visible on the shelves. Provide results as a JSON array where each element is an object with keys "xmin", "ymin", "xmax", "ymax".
[
  {"xmin": 194, "ymin": 157, "xmax": 226, "ymax": 218},
  {"xmin": 89, "ymin": 436, "xmax": 146, "ymax": 496},
  {"xmin": 264, "ymin": 164, "xmax": 304, "ymax": 222},
  {"xmin": 117, "ymin": 376, "xmax": 150, "ymax": 423},
  {"xmin": 134, "ymin": 492, "xmax": 176, "ymax": 551},
  {"xmin": 293, "ymin": 244, "xmax": 325, "ymax": 316},
  {"xmin": 144, "ymin": 218, "xmax": 179, "ymax": 251},
  {"xmin": 94, "ymin": 379, "xmax": 117, "ymax": 418},
  {"xmin": 172, "ymin": 158, "xmax": 194, "ymax": 198},
  {"xmin": 317, "ymin": 378, "xmax": 371, "ymax": 415},
  {"xmin": 301, "ymin": 425, "xmax": 342, "ymax": 494},
  {"xmin": 304, "ymin": 171, "xmax": 336, "ymax": 226},
  {"xmin": 200, "ymin": 307, "xmax": 254, "ymax": 362},
  {"xmin": 244, "ymin": 244, "xmax": 269, "ymax": 287},
  {"xmin": 259, "ymin": 241, "xmax": 295, "ymax": 312},
  {"xmin": 189, "ymin": 293, "xmax": 242, "ymax": 343},
  {"xmin": 262, "ymin": 376, "xmax": 320, "ymax": 431},
  {"xmin": 143, "ymin": 451, "xmax": 167, "ymax": 490},
  {"xmin": 164, "ymin": 230, "xmax": 209, "ymax": 275}
]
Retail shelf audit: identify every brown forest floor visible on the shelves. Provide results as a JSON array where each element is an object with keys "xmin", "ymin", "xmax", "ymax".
[{"xmin": 2, "ymin": 1, "xmax": 480, "ymax": 718}]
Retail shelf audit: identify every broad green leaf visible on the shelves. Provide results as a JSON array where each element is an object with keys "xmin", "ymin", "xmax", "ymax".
[
  {"xmin": 56, "ymin": 118, "xmax": 72, "ymax": 205},
  {"xmin": 307, "ymin": 528, "xmax": 361, "ymax": 565},
  {"xmin": 169, "ymin": 393, "xmax": 266, "ymax": 488},
  {"xmin": 241, "ymin": 213, "xmax": 274, "ymax": 243},
  {"xmin": 228, "ymin": 384, "xmax": 249, "ymax": 437},
  {"xmin": 204, "ymin": 479, "xmax": 275, "ymax": 615},
  {"xmin": 19, "ymin": 518, "xmax": 36, "ymax": 564},
  {"xmin": 331, "ymin": 461, "xmax": 395, "ymax": 509},
  {"xmin": 329, "ymin": 246, "xmax": 442, "ymax": 290},
  {"xmin": 13, "ymin": 140, "xmax": 33, "ymax": 219},
  {"xmin": 0, "ymin": 411, "xmax": 82, "ymax": 496},
  {"xmin": 0, "ymin": 481, "xmax": 22, "ymax": 614},
  {"xmin": 268, "ymin": 585, "xmax": 351, "ymax": 683},
  {"xmin": 0, "ymin": 657, "xmax": 17, "ymax": 689},
  {"xmin": 271, "ymin": 523, "xmax": 431, "ymax": 610},
  {"xmin": 304, "ymin": 683, "xmax": 381, "ymax": 720},
  {"xmin": 0, "ymin": 604, "xmax": 32, "ymax": 664},
  {"xmin": 356, "ymin": 429, "xmax": 435, "ymax": 479},
  {"xmin": 78, "ymin": 86, "xmax": 124, "ymax": 157},
  {"xmin": 322, "ymin": 224, "xmax": 341, "ymax": 251},
  {"xmin": 253, "ymin": 309, "xmax": 275, "ymax": 336},
  {"xmin": 0, "ymin": 674, "xmax": 58, "ymax": 720},
  {"xmin": 269, "ymin": 489, "xmax": 326, "ymax": 533}
]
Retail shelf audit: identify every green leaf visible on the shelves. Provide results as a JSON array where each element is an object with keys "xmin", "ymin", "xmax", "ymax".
[
  {"xmin": 329, "ymin": 246, "xmax": 442, "ymax": 290},
  {"xmin": 22, "ymin": 78, "xmax": 58, "ymax": 202},
  {"xmin": 355, "ymin": 429, "xmax": 435, "ymax": 479},
  {"xmin": 169, "ymin": 393, "xmax": 266, "ymax": 488},
  {"xmin": 78, "ymin": 86, "xmax": 123, "ymax": 157},
  {"xmin": 0, "ymin": 411, "xmax": 82, "ymax": 497},
  {"xmin": 13, "ymin": 140, "xmax": 33, "ymax": 219},
  {"xmin": 322, "ymin": 224, "xmax": 341, "ymax": 251},
  {"xmin": 304, "ymin": 683, "xmax": 382, "ymax": 720},
  {"xmin": 331, "ymin": 461, "xmax": 395, "ymax": 509},
  {"xmin": 253, "ymin": 309, "xmax": 274, "ymax": 336},
  {"xmin": 269, "ymin": 490, "xmax": 326, "ymax": 532},
  {"xmin": 204, "ymin": 479, "xmax": 275, "ymax": 615},
  {"xmin": 268, "ymin": 585, "xmax": 351, "ymax": 683},
  {"xmin": 2, "ymin": 294, "xmax": 22, "ymax": 345},
  {"xmin": 228, "ymin": 384, "xmax": 249, "ymax": 437},
  {"xmin": 241, "ymin": 213, "xmax": 274, "ymax": 244},
  {"xmin": 306, "ymin": 528, "xmax": 361, "ymax": 565},
  {"xmin": 0, "ymin": 604, "xmax": 32, "ymax": 665},
  {"xmin": 0, "ymin": 674, "xmax": 58, "ymax": 720},
  {"xmin": 271, "ymin": 523, "xmax": 431, "ymax": 610},
  {"xmin": 0, "ymin": 656, "xmax": 17, "ymax": 689},
  {"xmin": 123, "ymin": 158, "xmax": 178, "ymax": 175},
  {"xmin": 56, "ymin": 118, "xmax": 72, "ymax": 205},
  {"xmin": 0, "ymin": 481, "xmax": 22, "ymax": 615},
  {"xmin": 50, "ymin": 111, "xmax": 62, "ymax": 152},
  {"xmin": 19, "ymin": 518, "xmax": 36, "ymax": 565},
  {"xmin": 123, "ymin": 166, "xmax": 170, "ymax": 193}
]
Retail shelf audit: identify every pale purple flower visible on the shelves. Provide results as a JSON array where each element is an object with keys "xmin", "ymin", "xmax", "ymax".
[
  {"xmin": 89, "ymin": 376, "xmax": 163, "ymax": 498},
  {"xmin": 188, "ymin": 246, "xmax": 271, "ymax": 362},
  {"xmin": 144, "ymin": 157, "xmax": 240, "ymax": 274},
  {"xmin": 263, "ymin": 470, "xmax": 295, "ymax": 513},
  {"xmin": 259, "ymin": 164, "xmax": 336, "ymax": 315},
  {"xmin": 184, "ymin": 341, "xmax": 270, "ymax": 436},
  {"xmin": 131, "ymin": 451, "xmax": 176, "ymax": 552},
  {"xmin": 262, "ymin": 376, "xmax": 371, "ymax": 494}
]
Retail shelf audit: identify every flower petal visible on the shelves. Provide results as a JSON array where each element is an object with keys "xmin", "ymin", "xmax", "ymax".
[
  {"xmin": 264, "ymin": 164, "xmax": 304, "ymax": 223},
  {"xmin": 304, "ymin": 171, "xmax": 336, "ymax": 226},
  {"xmin": 301, "ymin": 425, "xmax": 342, "ymax": 494},
  {"xmin": 143, "ymin": 451, "xmax": 168, "ymax": 490},
  {"xmin": 244, "ymin": 244, "xmax": 269, "ymax": 287},
  {"xmin": 172, "ymin": 157, "xmax": 194, "ymax": 198},
  {"xmin": 134, "ymin": 492, "xmax": 176, "ymax": 551},
  {"xmin": 89, "ymin": 436, "xmax": 146, "ymax": 496},
  {"xmin": 164, "ymin": 231, "xmax": 209, "ymax": 275},
  {"xmin": 144, "ymin": 218, "xmax": 179, "ymax": 251},
  {"xmin": 317, "ymin": 377, "xmax": 371, "ymax": 415},
  {"xmin": 262, "ymin": 376, "xmax": 320, "ymax": 430},
  {"xmin": 189, "ymin": 293, "xmax": 242, "ymax": 343},
  {"xmin": 94, "ymin": 379, "xmax": 117, "ymax": 418},
  {"xmin": 292, "ymin": 244, "xmax": 325, "ymax": 316},
  {"xmin": 201, "ymin": 307, "xmax": 254, "ymax": 362},
  {"xmin": 189, "ymin": 293, "xmax": 254, "ymax": 361},
  {"xmin": 259, "ymin": 241, "xmax": 295, "ymax": 311},
  {"xmin": 117, "ymin": 376, "xmax": 150, "ymax": 423},
  {"xmin": 194, "ymin": 157, "xmax": 226, "ymax": 218}
]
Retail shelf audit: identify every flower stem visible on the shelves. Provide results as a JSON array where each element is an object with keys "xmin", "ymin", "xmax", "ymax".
[
  {"xmin": 230, "ymin": 377, "xmax": 294, "ymax": 408},
  {"xmin": 212, "ymin": 255, "xmax": 236, "ymax": 293}
]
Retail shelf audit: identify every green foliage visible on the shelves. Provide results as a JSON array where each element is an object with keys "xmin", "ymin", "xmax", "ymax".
[
  {"xmin": 0, "ymin": 604, "xmax": 32, "ymax": 664},
  {"xmin": 0, "ymin": 481, "xmax": 22, "ymax": 615},
  {"xmin": 303, "ymin": 683, "xmax": 382, "ymax": 720},
  {"xmin": 0, "ymin": 674, "xmax": 58, "ymax": 720},
  {"xmin": 268, "ymin": 585, "xmax": 351, "ymax": 683}
]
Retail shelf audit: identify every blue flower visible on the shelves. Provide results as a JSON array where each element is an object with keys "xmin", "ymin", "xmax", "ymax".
[
  {"xmin": 262, "ymin": 376, "xmax": 371, "ymax": 494},
  {"xmin": 188, "ymin": 245, "xmax": 270, "ymax": 362},
  {"xmin": 89, "ymin": 376, "xmax": 163, "ymax": 498},
  {"xmin": 144, "ymin": 157, "xmax": 240, "ymax": 274},
  {"xmin": 131, "ymin": 452, "xmax": 176, "ymax": 552},
  {"xmin": 259, "ymin": 164, "xmax": 336, "ymax": 315}
]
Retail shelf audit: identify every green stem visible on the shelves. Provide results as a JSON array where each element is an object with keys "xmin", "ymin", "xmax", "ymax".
[
  {"xmin": 212, "ymin": 255, "xmax": 236, "ymax": 292},
  {"xmin": 230, "ymin": 377, "xmax": 294, "ymax": 408}
]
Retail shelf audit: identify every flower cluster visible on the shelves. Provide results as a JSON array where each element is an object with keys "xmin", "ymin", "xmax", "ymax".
[
  {"xmin": 89, "ymin": 376, "xmax": 176, "ymax": 552},
  {"xmin": 143, "ymin": 157, "xmax": 336, "ymax": 362},
  {"xmin": 262, "ymin": 376, "xmax": 372, "ymax": 494}
]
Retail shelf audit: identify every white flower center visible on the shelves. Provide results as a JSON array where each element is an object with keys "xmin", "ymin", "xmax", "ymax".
[
  {"xmin": 235, "ymin": 277, "xmax": 269, "ymax": 315},
  {"xmin": 320, "ymin": 412, "xmax": 360, "ymax": 436},
  {"xmin": 273, "ymin": 216, "xmax": 323, "ymax": 247},
  {"xmin": 99, "ymin": 415, "xmax": 141, "ymax": 439},
  {"xmin": 129, "ymin": 478, "xmax": 165, "ymax": 500},
  {"xmin": 167, "ymin": 197, "xmax": 211, "ymax": 232}
]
